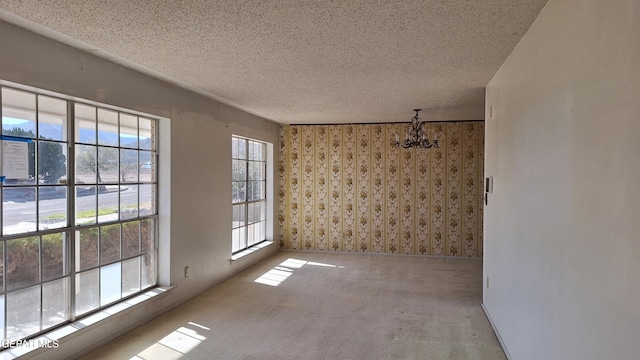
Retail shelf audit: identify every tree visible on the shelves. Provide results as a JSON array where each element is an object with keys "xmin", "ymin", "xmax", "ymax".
[
  {"xmin": 76, "ymin": 145, "xmax": 117, "ymax": 191},
  {"xmin": 39, "ymin": 142, "xmax": 66, "ymax": 183},
  {"xmin": 120, "ymin": 150, "xmax": 137, "ymax": 182}
]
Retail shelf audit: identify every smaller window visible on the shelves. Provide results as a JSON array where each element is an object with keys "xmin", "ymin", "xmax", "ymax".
[{"xmin": 232, "ymin": 136, "xmax": 267, "ymax": 253}]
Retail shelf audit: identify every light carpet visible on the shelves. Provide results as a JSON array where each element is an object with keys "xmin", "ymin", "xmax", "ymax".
[{"xmin": 79, "ymin": 251, "xmax": 506, "ymax": 360}]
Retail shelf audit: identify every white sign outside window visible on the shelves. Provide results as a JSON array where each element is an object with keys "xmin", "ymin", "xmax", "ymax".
[{"xmin": 2, "ymin": 140, "xmax": 29, "ymax": 179}]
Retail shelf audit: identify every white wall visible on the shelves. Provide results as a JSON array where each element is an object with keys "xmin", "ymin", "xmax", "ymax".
[
  {"xmin": 483, "ymin": 0, "xmax": 640, "ymax": 359},
  {"xmin": 0, "ymin": 20, "xmax": 280, "ymax": 359}
]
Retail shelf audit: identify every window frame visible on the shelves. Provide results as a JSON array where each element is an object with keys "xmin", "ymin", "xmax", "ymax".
[
  {"xmin": 0, "ymin": 84, "xmax": 159, "ymax": 343},
  {"xmin": 232, "ymin": 136, "xmax": 268, "ymax": 254}
]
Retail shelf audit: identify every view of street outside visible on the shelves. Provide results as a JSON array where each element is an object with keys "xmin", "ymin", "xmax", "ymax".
[{"xmin": 3, "ymin": 184, "xmax": 155, "ymax": 233}]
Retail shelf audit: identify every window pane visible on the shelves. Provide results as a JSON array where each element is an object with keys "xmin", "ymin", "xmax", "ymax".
[
  {"xmin": 98, "ymin": 190, "xmax": 118, "ymax": 223},
  {"xmin": 247, "ymin": 223, "xmax": 255, "ymax": 246},
  {"xmin": 100, "ymin": 224, "xmax": 121, "ymax": 264},
  {"xmin": 122, "ymin": 221, "xmax": 140, "ymax": 258},
  {"xmin": 254, "ymin": 221, "xmax": 262, "ymax": 243},
  {"xmin": 2, "ymin": 88, "xmax": 36, "ymax": 138},
  {"xmin": 0, "ymin": 295, "xmax": 4, "ymax": 341},
  {"xmin": 252, "ymin": 181, "xmax": 259, "ymax": 200},
  {"xmin": 76, "ymin": 269, "xmax": 99, "ymax": 316},
  {"xmin": 97, "ymin": 108, "xmax": 118, "ymax": 146},
  {"xmin": 232, "ymin": 204, "xmax": 245, "ymax": 229},
  {"xmin": 139, "ymin": 151, "xmax": 155, "ymax": 183},
  {"xmin": 2, "ymin": 140, "xmax": 36, "ymax": 186},
  {"xmin": 253, "ymin": 161, "xmax": 266, "ymax": 180},
  {"xmin": 238, "ymin": 226, "xmax": 246, "ymax": 250},
  {"xmin": 100, "ymin": 262, "xmax": 122, "ymax": 305},
  {"xmin": 120, "ymin": 149, "xmax": 138, "ymax": 183},
  {"xmin": 247, "ymin": 202, "xmax": 254, "ymax": 224},
  {"xmin": 75, "ymin": 103, "xmax": 96, "ymax": 144},
  {"xmin": 247, "ymin": 141, "xmax": 255, "ymax": 160},
  {"xmin": 259, "ymin": 143, "xmax": 266, "ymax": 161},
  {"xmin": 121, "ymin": 184, "xmax": 138, "ymax": 220},
  {"xmin": 7, "ymin": 285, "xmax": 41, "ymax": 340},
  {"xmin": 232, "ymin": 159, "xmax": 246, "ymax": 181},
  {"xmin": 232, "ymin": 227, "xmax": 246, "ymax": 252},
  {"xmin": 231, "ymin": 182, "xmax": 246, "ymax": 204},
  {"xmin": 248, "ymin": 161, "xmax": 259, "ymax": 180},
  {"xmin": 252, "ymin": 201, "xmax": 263, "ymax": 222},
  {"xmin": 42, "ymin": 232, "xmax": 66, "ymax": 281},
  {"xmin": 232, "ymin": 228, "xmax": 241, "ymax": 253},
  {"xmin": 248, "ymin": 141, "xmax": 265, "ymax": 161},
  {"xmin": 141, "ymin": 252, "xmax": 156, "ymax": 289},
  {"xmin": 260, "ymin": 221, "xmax": 266, "ymax": 240},
  {"xmin": 3, "ymin": 187, "xmax": 37, "ymax": 234},
  {"xmin": 140, "ymin": 218, "xmax": 155, "ymax": 254},
  {"xmin": 139, "ymin": 184, "xmax": 155, "ymax": 217},
  {"xmin": 232, "ymin": 137, "xmax": 240, "ymax": 158},
  {"xmin": 0, "ymin": 244, "xmax": 3, "ymax": 292},
  {"xmin": 232, "ymin": 181, "xmax": 246, "ymax": 203},
  {"xmin": 232, "ymin": 205, "xmax": 239, "ymax": 229},
  {"xmin": 119, "ymin": 113, "xmax": 138, "ymax": 148},
  {"xmin": 122, "ymin": 257, "xmax": 140, "ymax": 297},
  {"xmin": 248, "ymin": 141, "xmax": 260, "ymax": 160},
  {"xmin": 139, "ymin": 117, "xmax": 155, "ymax": 150},
  {"xmin": 76, "ymin": 186, "xmax": 97, "ymax": 225},
  {"xmin": 236, "ymin": 138, "xmax": 247, "ymax": 159},
  {"xmin": 42, "ymin": 277, "xmax": 69, "ymax": 329},
  {"xmin": 6, "ymin": 237, "xmax": 39, "ymax": 290},
  {"xmin": 39, "ymin": 186, "xmax": 67, "ymax": 231},
  {"xmin": 259, "ymin": 200, "xmax": 266, "ymax": 221},
  {"xmin": 38, "ymin": 141, "xmax": 67, "ymax": 184},
  {"xmin": 76, "ymin": 227, "xmax": 99, "ymax": 271},
  {"xmin": 254, "ymin": 181, "xmax": 262, "ymax": 201},
  {"xmin": 76, "ymin": 144, "xmax": 96, "ymax": 184},
  {"xmin": 38, "ymin": 95, "xmax": 66, "ymax": 141},
  {"xmin": 253, "ymin": 202, "xmax": 262, "ymax": 224},
  {"xmin": 248, "ymin": 181, "xmax": 263, "ymax": 201},
  {"xmin": 98, "ymin": 146, "xmax": 118, "ymax": 183}
]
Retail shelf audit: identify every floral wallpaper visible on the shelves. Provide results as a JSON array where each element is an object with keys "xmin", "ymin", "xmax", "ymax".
[{"xmin": 278, "ymin": 121, "xmax": 484, "ymax": 257}]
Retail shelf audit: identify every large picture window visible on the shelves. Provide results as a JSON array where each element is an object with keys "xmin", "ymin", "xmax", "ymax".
[
  {"xmin": 232, "ymin": 136, "xmax": 267, "ymax": 253},
  {"xmin": 0, "ymin": 85, "xmax": 158, "ymax": 342}
]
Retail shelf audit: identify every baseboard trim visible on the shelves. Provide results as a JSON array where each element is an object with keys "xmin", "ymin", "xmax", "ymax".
[
  {"xmin": 481, "ymin": 303, "xmax": 512, "ymax": 360},
  {"xmin": 279, "ymin": 248, "xmax": 482, "ymax": 261}
]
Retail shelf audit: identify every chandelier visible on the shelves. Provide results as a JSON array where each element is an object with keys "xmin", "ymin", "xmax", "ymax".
[{"xmin": 393, "ymin": 109, "xmax": 439, "ymax": 149}]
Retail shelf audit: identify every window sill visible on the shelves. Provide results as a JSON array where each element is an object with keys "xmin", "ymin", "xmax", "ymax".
[
  {"xmin": 0, "ymin": 286, "xmax": 175, "ymax": 360},
  {"xmin": 231, "ymin": 241, "xmax": 274, "ymax": 262}
]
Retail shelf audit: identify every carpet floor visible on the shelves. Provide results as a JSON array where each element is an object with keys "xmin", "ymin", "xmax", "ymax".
[{"xmin": 78, "ymin": 251, "xmax": 506, "ymax": 360}]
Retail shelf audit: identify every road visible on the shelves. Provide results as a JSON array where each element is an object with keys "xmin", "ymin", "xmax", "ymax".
[{"xmin": 2, "ymin": 185, "xmax": 153, "ymax": 233}]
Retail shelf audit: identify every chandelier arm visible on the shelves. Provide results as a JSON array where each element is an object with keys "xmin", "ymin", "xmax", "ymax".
[{"xmin": 392, "ymin": 109, "xmax": 442, "ymax": 149}]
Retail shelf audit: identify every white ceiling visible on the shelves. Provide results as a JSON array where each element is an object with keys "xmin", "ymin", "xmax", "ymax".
[{"xmin": 0, "ymin": 0, "xmax": 548, "ymax": 124}]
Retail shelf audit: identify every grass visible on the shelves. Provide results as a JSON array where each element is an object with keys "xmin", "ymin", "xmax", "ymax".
[
  {"xmin": 44, "ymin": 208, "xmax": 118, "ymax": 222},
  {"xmin": 44, "ymin": 203, "xmax": 151, "ymax": 225},
  {"xmin": 44, "ymin": 213, "xmax": 66, "ymax": 221}
]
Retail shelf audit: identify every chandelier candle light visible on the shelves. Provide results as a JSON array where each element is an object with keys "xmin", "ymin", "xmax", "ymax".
[{"xmin": 394, "ymin": 109, "xmax": 439, "ymax": 149}]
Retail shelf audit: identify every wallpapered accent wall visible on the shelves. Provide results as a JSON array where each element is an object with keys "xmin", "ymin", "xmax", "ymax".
[{"xmin": 278, "ymin": 122, "xmax": 484, "ymax": 257}]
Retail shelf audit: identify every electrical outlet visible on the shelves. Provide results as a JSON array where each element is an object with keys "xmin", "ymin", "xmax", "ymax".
[
  {"xmin": 185, "ymin": 266, "xmax": 190, "ymax": 278},
  {"xmin": 486, "ymin": 277, "xmax": 489, "ymax": 289}
]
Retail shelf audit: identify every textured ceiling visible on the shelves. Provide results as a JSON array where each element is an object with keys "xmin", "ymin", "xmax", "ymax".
[{"xmin": 0, "ymin": 1, "xmax": 548, "ymax": 124}]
